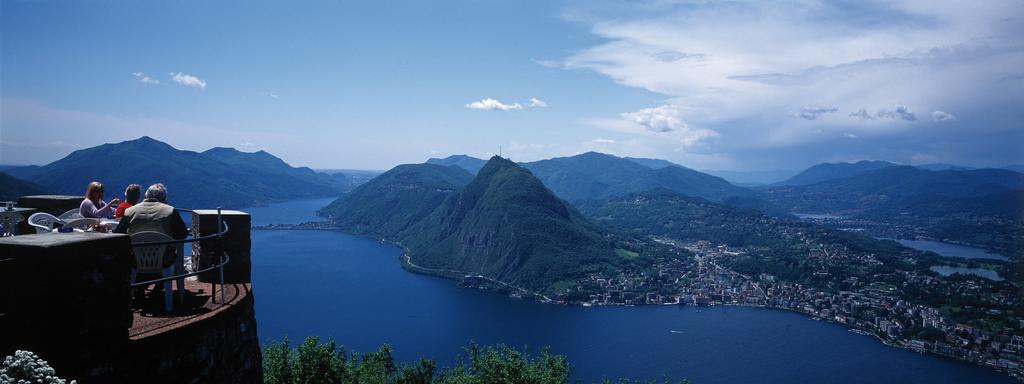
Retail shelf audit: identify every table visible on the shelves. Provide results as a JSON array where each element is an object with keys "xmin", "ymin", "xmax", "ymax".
[{"xmin": 0, "ymin": 207, "xmax": 36, "ymax": 236}]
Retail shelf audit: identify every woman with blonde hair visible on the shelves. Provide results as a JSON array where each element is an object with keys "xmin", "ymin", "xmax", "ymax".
[{"xmin": 79, "ymin": 181, "xmax": 120, "ymax": 219}]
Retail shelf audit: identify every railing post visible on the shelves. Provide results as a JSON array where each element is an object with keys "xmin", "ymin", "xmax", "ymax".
[
  {"xmin": 192, "ymin": 209, "xmax": 251, "ymax": 285},
  {"xmin": 219, "ymin": 253, "xmax": 226, "ymax": 304}
]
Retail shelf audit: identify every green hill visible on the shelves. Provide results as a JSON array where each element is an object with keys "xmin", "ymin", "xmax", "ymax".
[
  {"xmin": 319, "ymin": 163, "xmax": 474, "ymax": 238},
  {"xmin": 400, "ymin": 156, "xmax": 620, "ymax": 291}
]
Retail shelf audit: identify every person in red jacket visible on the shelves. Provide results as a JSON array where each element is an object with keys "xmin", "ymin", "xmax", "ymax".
[{"xmin": 114, "ymin": 184, "xmax": 141, "ymax": 218}]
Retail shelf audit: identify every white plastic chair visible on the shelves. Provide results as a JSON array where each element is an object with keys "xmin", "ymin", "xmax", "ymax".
[
  {"xmin": 130, "ymin": 231, "xmax": 183, "ymax": 312},
  {"xmin": 63, "ymin": 218, "xmax": 99, "ymax": 231},
  {"xmin": 28, "ymin": 212, "xmax": 65, "ymax": 233},
  {"xmin": 58, "ymin": 209, "xmax": 84, "ymax": 221}
]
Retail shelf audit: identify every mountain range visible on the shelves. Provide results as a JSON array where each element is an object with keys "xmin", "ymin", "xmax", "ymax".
[
  {"xmin": 4, "ymin": 137, "xmax": 361, "ymax": 209},
  {"xmin": 774, "ymin": 160, "xmax": 899, "ymax": 186},
  {"xmin": 426, "ymin": 152, "xmax": 758, "ymax": 206},
  {"xmin": 323, "ymin": 156, "xmax": 631, "ymax": 292},
  {"xmin": 764, "ymin": 165, "xmax": 1024, "ymax": 214}
]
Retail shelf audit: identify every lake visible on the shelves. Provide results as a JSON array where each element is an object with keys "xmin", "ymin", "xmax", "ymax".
[
  {"xmin": 248, "ymin": 198, "xmax": 1014, "ymax": 384},
  {"xmin": 894, "ymin": 239, "xmax": 1009, "ymax": 261},
  {"xmin": 929, "ymin": 266, "xmax": 1003, "ymax": 281},
  {"xmin": 793, "ymin": 213, "xmax": 844, "ymax": 220}
]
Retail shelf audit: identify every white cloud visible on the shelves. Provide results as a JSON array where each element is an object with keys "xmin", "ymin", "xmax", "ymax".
[
  {"xmin": 592, "ymin": 138, "xmax": 616, "ymax": 144},
  {"xmin": 791, "ymin": 106, "xmax": 838, "ymax": 120},
  {"xmin": 849, "ymin": 109, "xmax": 876, "ymax": 121},
  {"xmin": 170, "ymin": 72, "xmax": 207, "ymax": 90},
  {"xmin": 843, "ymin": 133, "xmax": 858, "ymax": 139},
  {"xmin": 465, "ymin": 98, "xmax": 522, "ymax": 111},
  {"xmin": 132, "ymin": 72, "xmax": 160, "ymax": 85},
  {"xmin": 259, "ymin": 91, "xmax": 279, "ymax": 99},
  {"xmin": 601, "ymin": 104, "xmax": 719, "ymax": 152},
  {"xmin": 555, "ymin": 1, "xmax": 1024, "ymax": 166},
  {"xmin": 621, "ymin": 104, "xmax": 686, "ymax": 133},
  {"xmin": 932, "ymin": 110, "xmax": 956, "ymax": 121},
  {"xmin": 527, "ymin": 97, "xmax": 548, "ymax": 108},
  {"xmin": 876, "ymin": 104, "xmax": 916, "ymax": 121}
]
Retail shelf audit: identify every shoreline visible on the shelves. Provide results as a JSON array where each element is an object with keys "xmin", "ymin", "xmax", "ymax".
[{"xmin": 253, "ymin": 224, "xmax": 1022, "ymax": 381}]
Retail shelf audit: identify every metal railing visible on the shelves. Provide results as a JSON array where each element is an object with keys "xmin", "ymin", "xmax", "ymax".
[{"xmin": 129, "ymin": 208, "xmax": 232, "ymax": 304}]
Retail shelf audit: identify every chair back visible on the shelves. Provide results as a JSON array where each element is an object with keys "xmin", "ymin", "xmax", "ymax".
[
  {"xmin": 63, "ymin": 218, "xmax": 99, "ymax": 231},
  {"xmin": 58, "ymin": 209, "xmax": 83, "ymax": 220},
  {"xmin": 28, "ymin": 212, "xmax": 65, "ymax": 233},
  {"xmin": 130, "ymin": 231, "xmax": 176, "ymax": 273}
]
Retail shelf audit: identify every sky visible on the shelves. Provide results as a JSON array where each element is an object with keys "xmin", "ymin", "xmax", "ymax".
[{"xmin": 1, "ymin": 0, "xmax": 1022, "ymax": 172}]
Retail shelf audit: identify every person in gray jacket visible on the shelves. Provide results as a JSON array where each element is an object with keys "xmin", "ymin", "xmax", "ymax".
[{"xmin": 113, "ymin": 183, "xmax": 188, "ymax": 239}]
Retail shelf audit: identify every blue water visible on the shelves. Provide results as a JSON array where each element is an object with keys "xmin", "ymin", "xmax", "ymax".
[
  {"xmin": 930, "ymin": 265, "xmax": 1003, "ymax": 281},
  {"xmin": 249, "ymin": 199, "xmax": 1014, "ymax": 384},
  {"xmin": 896, "ymin": 239, "xmax": 1009, "ymax": 261}
]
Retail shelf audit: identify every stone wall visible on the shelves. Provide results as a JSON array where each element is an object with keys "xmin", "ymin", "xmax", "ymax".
[
  {"xmin": 0, "ymin": 208, "xmax": 263, "ymax": 384},
  {"xmin": 192, "ymin": 210, "xmax": 252, "ymax": 284},
  {"xmin": 16, "ymin": 195, "xmax": 82, "ymax": 216},
  {"xmin": 124, "ymin": 285, "xmax": 262, "ymax": 383},
  {"xmin": 0, "ymin": 232, "xmax": 133, "ymax": 383}
]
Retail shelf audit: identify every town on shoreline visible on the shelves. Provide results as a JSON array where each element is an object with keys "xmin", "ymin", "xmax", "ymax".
[{"xmin": 254, "ymin": 221, "xmax": 1024, "ymax": 381}]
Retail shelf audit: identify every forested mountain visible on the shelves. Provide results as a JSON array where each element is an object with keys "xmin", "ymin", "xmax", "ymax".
[
  {"xmin": 5, "ymin": 137, "xmax": 353, "ymax": 208},
  {"xmin": 319, "ymin": 163, "xmax": 474, "ymax": 237},
  {"xmin": 203, "ymin": 147, "xmax": 353, "ymax": 191},
  {"xmin": 765, "ymin": 165, "xmax": 1024, "ymax": 259},
  {"xmin": 400, "ymin": 157, "xmax": 621, "ymax": 291},
  {"xmin": 623, "ymin": 157, "xmax": 680, "ymax": 170},
  {"xmin": 322, "ymin": 156, "xmax": 635, "ymax": 292},
  {"xmin": 0, "ymin": 172, "xmax": 48, "ymax": 200},
  {"xmin": 578, "ymin": 188, "xmax": 789, "ymax": 247},
  {"xmin": 425, "ymin": 155, "xmax": 487, "ymax": 175},
  {"xmin": 775, "ymin": 160, "xmax": 898, "ymax": 186},
  {"xmin": 520, "ymin": 152, "xmax": 755, "ymax": 204},
  {"xmin": 765, "ymin": 166, "xmax": 1024, "ymax": 214}
]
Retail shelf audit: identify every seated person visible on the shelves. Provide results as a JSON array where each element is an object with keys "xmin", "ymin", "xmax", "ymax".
[
  {"xmin": 80, "ymin": 181, "xmax": 120, "ymax": 219},
  {"xmin": 114, "ymin": 184, "xmax": 142, "ymax": 218},
  {"xmin": 114, "ymin": 183, "xmax": 188, "ymax": 239}
]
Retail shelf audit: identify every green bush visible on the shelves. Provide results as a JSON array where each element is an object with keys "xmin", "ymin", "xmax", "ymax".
[{"xmin": 263, "ymin": 337, "xmax": 686, "ymax": 384}]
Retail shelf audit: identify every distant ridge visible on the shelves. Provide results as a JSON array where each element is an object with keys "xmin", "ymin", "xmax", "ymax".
[
  {"xmin": 426, "ymin": 155, "xmax": 487, "ymax": 174},
  {"xmin": 0, "ymin": 172, "xmax": 48, "ymax": 200},
  {"xmin": 203, "ymin": 146, "xmax": 353, "ymax": 191},
  {"xmin": 775, "ymin": 160, "xmax": 899, "ymax": 186},
  {"xmin": 5, "ymin": 136, "xmax": 356, "ymax": 208},
  {"xmin": 520, "ymin": 151, "xmax": 758, "ymax": 205}
]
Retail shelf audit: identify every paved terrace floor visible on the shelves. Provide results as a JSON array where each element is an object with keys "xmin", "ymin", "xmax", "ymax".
[{"xmin": 129, "ymin": 279, "xmax": 250, "ymax": 340}]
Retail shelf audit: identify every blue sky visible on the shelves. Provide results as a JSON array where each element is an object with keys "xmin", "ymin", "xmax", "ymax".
[{"xmin": 2, "ymin": 1, "xmax": 1022, "ymax": 171}]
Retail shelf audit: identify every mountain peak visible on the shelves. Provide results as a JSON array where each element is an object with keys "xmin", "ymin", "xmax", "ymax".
[
  {"xmin": 120, "ymin": 136, "xmax": 176, "ymax": 152},
  {"xmin": 478, "ymin": 155, "xmax": 518, "ymax": 174}
]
